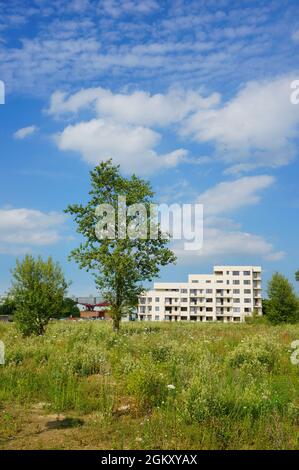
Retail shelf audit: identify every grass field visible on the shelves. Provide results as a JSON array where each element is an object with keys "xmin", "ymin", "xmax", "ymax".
[{"xmin": 0, "ymin": 320, "xmax": 299, "ymax": 450}]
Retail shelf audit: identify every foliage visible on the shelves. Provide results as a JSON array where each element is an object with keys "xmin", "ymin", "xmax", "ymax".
[
  {"xmin": 266, "ymin": 272, "xmax": 299, "ymax": 324},
  {"xmin": 66, "ymin": 160, "xmax": 176, "ymax": 330},
  {"xmin": 227, "ymin": 334, "xmax": 279, "ymax": 372},
  {"xmin": 262, "ymin": 298, "xmax": 270, "ymax": 316},
  {"xmin": 11, "ymin": 255, "xmax": 69, "ymax": 336},
  {"xmin": 0, "ymin": 296, "xmax": 16, "ymax": 317},
  {"xmin": 60, "ymin": 297, "xmax": 80, "ymax": 318}
]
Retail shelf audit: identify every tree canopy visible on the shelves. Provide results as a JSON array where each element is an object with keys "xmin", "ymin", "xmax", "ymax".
[
  {"xmin": 267, "ymin": 272, "xmax": 299, "ymax": 324},
  {"xmin": 66, "ymin": 160, "xmax": 176, "ymax": 330},
  {"xmin": 11, "ymin": 255, "xmax": 69, "ymax": 335}
]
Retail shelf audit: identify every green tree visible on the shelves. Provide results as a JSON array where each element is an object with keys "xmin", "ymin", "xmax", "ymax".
[
  {"xmin": 11, "ymin": 255, "xmax": 69, "ymax": 336},
  {"xmin": 61, "ymin": 297, "xmax": 80, "ymax": 318},
  {"xmin": 0, "ymin": 296, "xmax": 16, "ymax": 317},
  {"xmin": 267, "ymin": 272, "xmax": 299, "ymax": 324},
  {"xmin": 296, "ymin": 270, "xmax": 299, "ymax": 282},
  {"xmin": 262, "ymin": 298, "xmax": 270, "ymax": 316},
  {"xmin": 66, "ymin": 160, "xmax": 176, "ymax": 330}
]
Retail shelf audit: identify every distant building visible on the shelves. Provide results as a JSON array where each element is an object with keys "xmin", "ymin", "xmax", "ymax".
[
  {"xmin": 0, "ymin": 315, "xmax": 10, "ymax": 323},
  {"xmin": 138, "ymin": 265, "xmax": 262, "ymax": 323}
]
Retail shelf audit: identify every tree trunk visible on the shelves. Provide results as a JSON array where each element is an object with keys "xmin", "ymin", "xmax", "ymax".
[{"xmin": 113, "ymin": 315, "xmax": 120, "ymax": 331}]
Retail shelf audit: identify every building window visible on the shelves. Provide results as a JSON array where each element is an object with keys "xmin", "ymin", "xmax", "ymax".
[
  {"xmin": 244, "ymin": 289, "xmax": 251, "ymax": 294},
  {"xmin": 181, "ymin": 298, "xmax": 188, "ymax": 302},
  {"xmin": 206, "ymin": 298, "xmax": 213, "ymax": 303},
  {"xmin": 155, "ymin": 306, "xmax": 159, "ymax": 311},
  {"xmin": 206, "ymin": 280, "xmax": 211, "ymax": 283},
  {"xmin": 140, "ymin": 297, "xmax": 146, "ymax": 304},
  {"xmin": 206, "ymin": 289, "xmax": 213, "ymax": 293},
  {"xmin": 232, "ymin": 271, "xmax": 240, "ymax": 275},
  {"xmin": 181, "ymin": 289, "xmax": 188, "ymax": 293},
  {"xmin": 244, "ymin": 280, "xmax": 251, "ymax": 285},
  {"xmin": 155, "ymin": 297, "xmax": 160, "ymax": 302},
  {"xmin": 147, "ymin": 298, "xmax": 152, "ymax": 302},
  {"xmin": 244, "ymin": 298, "xmax": 251, "ymax": 303},
  {"xmin": 233, "ymin": 307, "xmax": 240, "ymax": 313},
  {"xmin": 233, "ymin": 280, "xmax": 240, "ymax": 285},
  {"xmin": 181, "ymin": 307, "xmax": 187, "ymax": 311},
  {"xmin": 233, "ymin": 289, "xmax": 240, "ymax": 294},
  {"xmin": 243, "ymin": 271, "xmax": 251, "ymax": 275},
  {"xmin": 155, "ymin": 315, "xmax": 159, "ymax": 321},
  {"xmin": 233, "ymin": 298, "xmax": 240, "ymax": 303},
  {"xmin": 206, "ymin": 307, "xmax": 213, "ymax": 312}
]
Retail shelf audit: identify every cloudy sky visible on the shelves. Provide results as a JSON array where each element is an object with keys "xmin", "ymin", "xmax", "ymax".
[{"xmin": 1, "ymin": 0, "xmax": 299, "ymax": 295}]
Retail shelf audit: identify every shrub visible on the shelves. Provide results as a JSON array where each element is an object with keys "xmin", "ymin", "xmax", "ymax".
[
  {"xmin": 228, "ymin": 335, "xmax": 279, "ymax": 372},
  {"xmin": 150, "ymin": 345, "xmax": 172, "ymax": 363},
  {"xmin": 267, "ymin": 273, "xmax": 299, "ymax": 324},
  {"xmin": 126, "ymin": 362, "xmax": 168, "ymax": 409},
  {"xmin": 12, "ymin": 255, "xmax": 69, "ymax": 336}
]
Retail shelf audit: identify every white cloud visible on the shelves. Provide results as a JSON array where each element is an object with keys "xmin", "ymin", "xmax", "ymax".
[
  {"xmin": 101, "ymin": 0, "xmax": 159, "ymax": 17},
  {"xmin": 171, "ymin": 175, "xmax": 283, "ymax": 262},
  {"xmin": 198, "ymin": 175, "xmax": 275, "ymax": 216},
  {"xmin": 55, "ymin": 118, "xmax": 188, "ymax": 174},
  {"xmin": 47, "ymin": 89, "xmax": 101, "ymax": 116},
  {"xmin": 13, "ymin": 125, "xmax": 38, "ymax": 140},
  {"xmin": 183, "ymin": 76, "xmax": 299, "ymax": 169},
  {"xmin": 173, "ymin": 228, "xmax": 285, "ymax": 263},
  {"xmin": 47, "ymin": 87, "xmax": 220, "ymax": 127},
  {"xmin": 50, "ymin": 76, "xmax": 299, "ymax": 174},
  {"xmin": 0, "ymin": 208, "xmax": 66, "ymax": 254}
]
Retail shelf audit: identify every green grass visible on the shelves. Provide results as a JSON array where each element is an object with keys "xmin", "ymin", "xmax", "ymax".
[{"xmin": 0, "ymin": 320, "xmax": 299, "ymax": 449}]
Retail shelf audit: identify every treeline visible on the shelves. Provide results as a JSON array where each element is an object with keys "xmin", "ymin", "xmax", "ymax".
[{"xmin": 262, "ymin": 272, "xmax": 299, "ymax": 324}]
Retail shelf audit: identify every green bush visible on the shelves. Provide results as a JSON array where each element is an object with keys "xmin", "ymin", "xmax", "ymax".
[
  {"xmin": 126, "ymin": 362, "xmax": 168, "ymax": 409},
  {"xmin": 228, "ymin": 335, "xmax": 279, "ymax": 372}
]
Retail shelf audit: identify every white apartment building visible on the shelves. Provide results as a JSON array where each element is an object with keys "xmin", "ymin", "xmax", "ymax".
[{"xmin": 138, "ymin": 266, "xmax": 262, "ymax": 323}]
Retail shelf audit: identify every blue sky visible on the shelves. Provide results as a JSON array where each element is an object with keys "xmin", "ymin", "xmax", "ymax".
[{"xmin": 1, "ymin": 0, "xmax": 299, "ymax": 296}]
